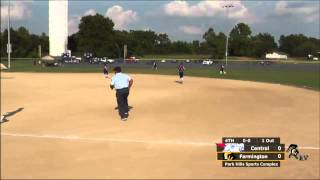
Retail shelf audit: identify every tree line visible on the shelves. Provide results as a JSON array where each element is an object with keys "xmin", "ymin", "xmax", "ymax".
[
  {"xmin": 1, "ymin": 14, "xmax": 319, "ymax": 58},
  {"xmin": 1, "ymin": 27, "xmax": 49, "ymax": 58}
]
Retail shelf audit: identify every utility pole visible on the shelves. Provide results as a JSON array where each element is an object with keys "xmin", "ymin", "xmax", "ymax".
[
  {"xmin": 123, "ymin": 44, "xmax": 127, "ymax": 59},
  {"xmin": 38, "ymin": 45, "xmax": 42, "ymax": 58},
  {"xmin": 7, "ymin": 0, "xmax": 11, "ymax": 69},
  {"xmin": 223, "ymin": 3, "xmax": 234, "ymax": 67}
]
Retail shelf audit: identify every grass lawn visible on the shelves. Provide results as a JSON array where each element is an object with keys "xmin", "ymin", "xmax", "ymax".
[
  {"xmin": 1, "ymin": 59, "xmax": 319, "ymax": 90},
  {"xmin": 142, "ymin": 54, "xmax": 257, "ymax": 60},
  {"xmin": 141, "ymin": 54, "xmax": 319, "ymax": 63},
  {"xmin": 142, "ymin": 54, "xmax": 211, "ymax": 60}
]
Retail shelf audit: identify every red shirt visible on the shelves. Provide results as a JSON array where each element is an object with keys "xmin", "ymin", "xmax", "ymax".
[{"xmin": 178, "ymin": 64, "xmax": 185, "ymax": 72}]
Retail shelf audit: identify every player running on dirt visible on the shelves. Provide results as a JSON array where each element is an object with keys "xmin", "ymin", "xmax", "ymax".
[{"xmin": 178, "ymin": 62, "xmax": 185, "ymax": 83}]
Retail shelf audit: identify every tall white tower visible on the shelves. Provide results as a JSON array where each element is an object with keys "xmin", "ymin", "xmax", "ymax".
[{"xmin": 49, "ymin": 0, "xmax": 68, "ymax": 57}]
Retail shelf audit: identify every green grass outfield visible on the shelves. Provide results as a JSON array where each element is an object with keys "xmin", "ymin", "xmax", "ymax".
[
  {"xmin": 142, "ymin": 54, "xmax": 258, "ymax": 60},
  {"xmin": 1, "ymin": 59, "xmax": 319, "ymax": 90},
  {"xmin": 141, "ymin": 54, "xmax": 319, "ymax": 63},
  {"xmin": 142, "ymin": 54, "xmax": 211, "ymax": 60}
]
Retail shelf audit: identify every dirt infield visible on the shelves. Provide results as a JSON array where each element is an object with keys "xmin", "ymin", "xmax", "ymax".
[{"xmin": 1, "ymin": 72, "xmax": 319, "ymax": 179}]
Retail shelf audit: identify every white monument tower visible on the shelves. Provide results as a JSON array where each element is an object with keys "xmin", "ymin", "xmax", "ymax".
[{"xmin": 49, "ymin": 0, "xmax": 68, "ymax": 57}]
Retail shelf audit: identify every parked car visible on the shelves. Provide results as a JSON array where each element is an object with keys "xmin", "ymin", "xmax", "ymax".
[
  {"xmin": 75, "ymin": 57, "xmax": 82, "ymax": 61},
  {"xmin": 260, "ymin": 60, "xmax": 274, "ymax": 66},
  {"xmin": 83, "ymin": 52, "xmax": 94, "ymax": 63},
  {"xmin": 202, "ymin": 59, "xmax": 213, "ymax": 65},
  {"xmin": 91, "ymin": 57, "xmax": 100, "ymax": 64},
  {"xmin": 107, "ymin": 58, "xmax": 115, "ymax": 63},
  {"xmin": 100, "ymin": 57, "xmax": 107, "ymax": 63},
  {"xmin": 126, "ymin": 56, "xmax": 139, "ymax": 63},
  {"xmin": 83, "ymin": 53, "xmax": 93, "ymax": 59}
]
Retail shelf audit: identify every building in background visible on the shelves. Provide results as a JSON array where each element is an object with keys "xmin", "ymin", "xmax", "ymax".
[
  {"xmin": 266, "ymin": 51, "xmax": 288, "ymax": 60},
  {"xmin": 49, "ymin": 0, "xmax": 68, "ymax": 57}
]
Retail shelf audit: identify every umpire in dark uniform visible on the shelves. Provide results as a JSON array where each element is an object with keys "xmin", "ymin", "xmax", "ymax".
[{"xmin": 110, "ymin": 66, "xmax": 133, "ymax": 121}]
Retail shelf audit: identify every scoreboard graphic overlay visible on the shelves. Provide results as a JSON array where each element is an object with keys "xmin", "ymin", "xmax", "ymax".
[{"xmin": 216, "ymin": 137, "xmax": 285, "ymax": 167}]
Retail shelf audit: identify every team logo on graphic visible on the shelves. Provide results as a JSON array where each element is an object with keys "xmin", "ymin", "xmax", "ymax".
[
  {"xmin": 217, "ymin": 143, "xmax": 244, "ymax": 160},
  {"xmin": 223, "ymin": 143, "xmax": 245, "ymax": 152},
  {"xmin": 223, "ymin": 152, "xmax": 236, "ymax": 160},
  {"xmin": 287, "ymin": 144, "xmax": 309, "ymax": 161}
]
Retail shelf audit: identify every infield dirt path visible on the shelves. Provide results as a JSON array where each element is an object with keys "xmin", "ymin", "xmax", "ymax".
[{"xmin": 1, "ymin": 72, "xmax": 319, "ymax": 179}]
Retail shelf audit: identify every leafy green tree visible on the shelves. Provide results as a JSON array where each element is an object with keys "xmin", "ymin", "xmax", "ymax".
[
  {"xmin": 39, "ymin": 32, "xmax": 49, "ymax": 56},
  {"xmin": 77, "ymin": 14, "xmax": 115, "ymax": 57},
  {"xmin": 0, "ymin": 31, "xmax": 5, "ymax": 57},
  {"xmin": 170, "ymin": 41, "xmax": 192, "ymax": 54},
  {"xmin": 192, "ymin": 40, "xmax": 200, "ymax": 54},
  {"xmin": 229, "ymin": 23, "xmax": 252, "ymax": 56},
  {"xmin": 199, "ymin": 41, "xmax": 210, "ymax": 54},
  {"xmin": 251, "ymin": 33, "xmax": 277, "ymax": 58},
  {"xmin": 113, "ymin": 30, "xmax": 130, "ymax": 58},
  {"xmin": 279, "ymin": 34, "xmax": 307, "ymax": 56},
  {"xmin": 68, "ymin": 33, "xmax": 78, "ymax": 54},
  {"xmin": 155, "ymin": 33, "xmax": 171, "ymax": 54},
  {"xmin": 202, "ymin": 28, "xmax": 226, "ymax": 58},
  {"xmin": 129, "ymin": 30, "xmax": 158, "ymax": 55},
  {"xmin": 1, "ymin": 27, "xmax": 48, "ymax": 58},
  {"xmin": 29, "ymin": 34, "xmax": 41, "ymax": 57},
  {"xmin": 293, "ymin": 41, "xmax": 319, "ymax": 57},
  {"xmin": 13, "ymin": 27, "xmax": 32, "ymax": 57},
  {"xmin": 279, "ymin": 34, "xmax": 320, "ymax": 57}
]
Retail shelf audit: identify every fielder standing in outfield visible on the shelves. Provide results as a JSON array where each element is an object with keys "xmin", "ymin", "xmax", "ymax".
[
  {"xmin": 219, "ymin": 64, "xmax": 226, "ymax": 75},
  {"xmin": 103, "ymin": 64, "xmax": 109, "ymax": 78},
  {"xmin": 152, "ymin": 61, "xmax": 158, "ymax": 70},
  {"xmin": 110, "ymin": 66, "xmax": 133, "ymax": 121},
  {"xmin": 178, "ymin": 62, "xmax": 185, "ymax": 83}
]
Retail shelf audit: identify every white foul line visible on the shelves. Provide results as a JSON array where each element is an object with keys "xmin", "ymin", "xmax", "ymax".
[{"xmin": 1, "ymin": 132, "xmax": 320, "ymax": 150}]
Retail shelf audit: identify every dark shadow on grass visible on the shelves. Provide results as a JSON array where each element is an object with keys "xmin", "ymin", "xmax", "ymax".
[{"xmin": 1, "ymin": 107, "xmax": 24, "ymax": 124}]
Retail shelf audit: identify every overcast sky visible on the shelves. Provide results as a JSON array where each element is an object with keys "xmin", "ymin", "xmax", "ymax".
[{"xmin": 1, "ymin": 0, "xmax": 319, "ymax": 42}]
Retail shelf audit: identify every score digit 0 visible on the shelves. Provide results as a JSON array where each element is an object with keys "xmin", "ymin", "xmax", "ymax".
[{"xmin": 278, "ymin": 154, "xmax": 282, "ymax": 159}]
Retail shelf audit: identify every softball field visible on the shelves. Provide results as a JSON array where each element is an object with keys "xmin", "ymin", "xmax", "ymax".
[{"xmin": 1, "ymin": 72, "xmax": 319, "ymax": 179}]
